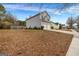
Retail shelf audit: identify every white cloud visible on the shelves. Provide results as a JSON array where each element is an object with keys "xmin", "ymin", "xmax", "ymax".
[
  {"xmin": 3, "ymin": 4, "xmax": 79, "ymax": 16},
  {"xmin": 66, "ymin": 6, "xmax": 79, "ymax": 14},
  {"xmin": 58, "ymin": 4, "xmax": 79, "ymax": 15},
  {"xmin": 3, "ymin": 4, "xmax": 61, "ymax": 15}
]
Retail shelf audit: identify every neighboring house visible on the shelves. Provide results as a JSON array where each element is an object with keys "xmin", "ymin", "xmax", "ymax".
[
  {"xmin": 73, "ymin": 23, "xmax": 78, "ymax": 29},
  {"xmin": 26, "ymin": 11, "xmax": 59, "ymax": 30},
  {"xmin": 61, "ymin": 24, "xmax": 67, "ymax": 30}
]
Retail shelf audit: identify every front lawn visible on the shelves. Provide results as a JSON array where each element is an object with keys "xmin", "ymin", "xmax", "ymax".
[{"xmin": 0, "ymin": 29, "xmax": 73, "ymax": 56}]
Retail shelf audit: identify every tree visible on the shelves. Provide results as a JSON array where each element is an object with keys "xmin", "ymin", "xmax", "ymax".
[
  {"xmin": 0, "ymin": 4, "xmax": 6, "ymax": 21},
  {"xmin": 0, "ymin": 4, "xmax": 6, "ymax": 28},
  {"xmin": 0, "ymin": 13, "xmax": 17, "ymax": 29},
  {"xmin": 0, "ymin": 4, "xmax": 18, "ymax": 29},
  {"xmin": 3, "ymin": 13, "xmax": 16, "ymax": 23},
  {"xmin": 16, "ymin": 20, "xmax": 26, "ymax": 26},
  {"xmin": 76, "ymin": 16, "xmax": 79, "ymax": 28},
  {"xmin": 1, "ymin": 13, "xmax": 17, "ymax": 29},
  {"xmin": 66, "ymin": 16, "xmax": 75, "ymax": 29},
  {"xmin": 0, "ymin": 4, "xmax": 6, "ymax": 14},
  {"xmin": 0, "ymin": 4, "xmax": 5, "ymax": 19}
]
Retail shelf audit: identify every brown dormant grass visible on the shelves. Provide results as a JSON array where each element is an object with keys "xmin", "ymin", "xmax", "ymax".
[{"xmin": 0, "ymin": 29, "xmax": 73, "ymax": 56}]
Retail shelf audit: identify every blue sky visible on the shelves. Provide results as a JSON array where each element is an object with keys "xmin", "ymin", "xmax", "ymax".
[{"xmin": 2, "ymin": 3, "xmax": 79, "ymax": 24}]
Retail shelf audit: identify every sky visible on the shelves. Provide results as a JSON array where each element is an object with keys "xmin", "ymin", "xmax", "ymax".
[{"xmin": 2, "ymin": 3, "xmax": 79, "ymax": 24}]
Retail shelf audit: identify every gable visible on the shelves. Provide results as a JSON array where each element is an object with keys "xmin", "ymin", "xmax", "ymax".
[
  {"xmin": 26, "ymin": 11, "xmax": 50, "ymax": 22},
  {"xmin": 41, "ymin": 11, "xmax": 50, "ymax": 21}
]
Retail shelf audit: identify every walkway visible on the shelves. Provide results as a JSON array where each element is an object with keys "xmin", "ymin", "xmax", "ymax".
[{"xmin": 66, "ymin": 30, "xmax": 79, "ymax": 56}]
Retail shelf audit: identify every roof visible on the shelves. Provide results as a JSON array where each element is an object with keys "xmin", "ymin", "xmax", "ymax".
[
  {"xmin": 26, "ymin": 11, "xmax": 49, "ymax": 21},
  {"xmin": 42, "ymin": 20, "xmax": 58, "ymax": 24},
  {"xmin": 42, "ymin": 20, "xmax": 52, "ymax": 23}
]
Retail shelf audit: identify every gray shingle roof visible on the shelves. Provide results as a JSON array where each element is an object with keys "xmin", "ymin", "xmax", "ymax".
[{"xmin": 26, "ymin": 11, "xmax": 49, "ymax": 21}]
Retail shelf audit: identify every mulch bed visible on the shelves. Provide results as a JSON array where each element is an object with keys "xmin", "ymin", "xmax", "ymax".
[{"xmin": 0, "ymin": 30, "xmax": 73, "ymax": 56}]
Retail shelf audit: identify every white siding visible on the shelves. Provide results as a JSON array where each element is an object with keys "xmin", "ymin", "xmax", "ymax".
[
  {"xmin": 41, "ymin": 22, "xmax": 59, "ymax": 30},
  {"xmin": 41, "ymin": 22, "xmax": 51, "ymax": 30},
  {"xmin": 51, "ymin": 23, "xmax": 59, "ymax": 29},
  {"xmin": 26, "ymin": 11, "xmax": 59, "ymax": 30},
  {"xmin": 26, "ymin": 15, "xmax": 41, "ymax": 28}
]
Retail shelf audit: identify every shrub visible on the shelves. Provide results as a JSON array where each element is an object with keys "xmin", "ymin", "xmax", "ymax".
[
  {"xmin": 26, "ymin": 26, "xmax": 43, "ymax": 30},
  {"xmin": 51, "ymin": 26, "xmax": 53, "ymax": 29},
  {"xmin": 41, "ymin": 26, "xmax": 44, "ymax": 30},
  {"xmin": 34, "ymin": 27, "xmax": 38, "ymax": 29}
]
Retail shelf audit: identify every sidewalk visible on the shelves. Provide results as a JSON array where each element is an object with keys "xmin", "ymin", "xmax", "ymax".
[{"xmin": 66, "ymin": 30, "xmax": 79, "ymax": 56}]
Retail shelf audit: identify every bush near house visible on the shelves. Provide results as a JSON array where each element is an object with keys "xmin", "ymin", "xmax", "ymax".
[
  {"xmin": 51, "ymin": 26, "xmax": 53, "ymax": 29},
  {"xmin": 59, "ymin": 24, "xmax": 62, "ymax": 29},
  {"xmin": 41, "ymin": 26, "xmax": 44, "ymax": 30},
  {"xmin": 26, "ymin": 26, "xmax": 44, "ymax": 30}
]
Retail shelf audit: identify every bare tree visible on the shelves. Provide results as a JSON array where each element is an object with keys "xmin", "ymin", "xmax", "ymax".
[
  {"xmin": 0, "ymin": 4, "xmax": 17, "ymax": 29},
  {"xmin": 4, "ymin": 13, "xmax": 16, "ymax": 23},
  {"xmin": 1, "ymin": 13, "xmax": 17, "ymax": 29},
  {"xmin": 0, "ymin": 4, "xmax": 6, "ymax": 28},
  {"xmin": 66, "ymin": 16, "xmax": 75, "ymax": 29},
  {"xmin": 76, "ymin": 16, "xmax": 79, "ymax": 28}
]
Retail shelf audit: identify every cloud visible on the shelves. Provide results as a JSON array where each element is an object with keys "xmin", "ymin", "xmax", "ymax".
[
  {"xmin": 65, "ymin": 5, "xmax": 79, "ymax": 14},
  {"xmin": 3, "ymin": 3, "xmax": 79, "ymax": 16},
  {"xmin": 58, "ymin": 4, "xmax": 79, "ymax": 14},
  {"xmin": 3, "ymin": 4, "xmax": 40, "ymax": 11}
]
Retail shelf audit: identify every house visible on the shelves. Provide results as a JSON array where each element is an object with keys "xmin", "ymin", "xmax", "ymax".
[{"xmin": 26, "ymin": 11, "xmax": 59, "ymax": 30}]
